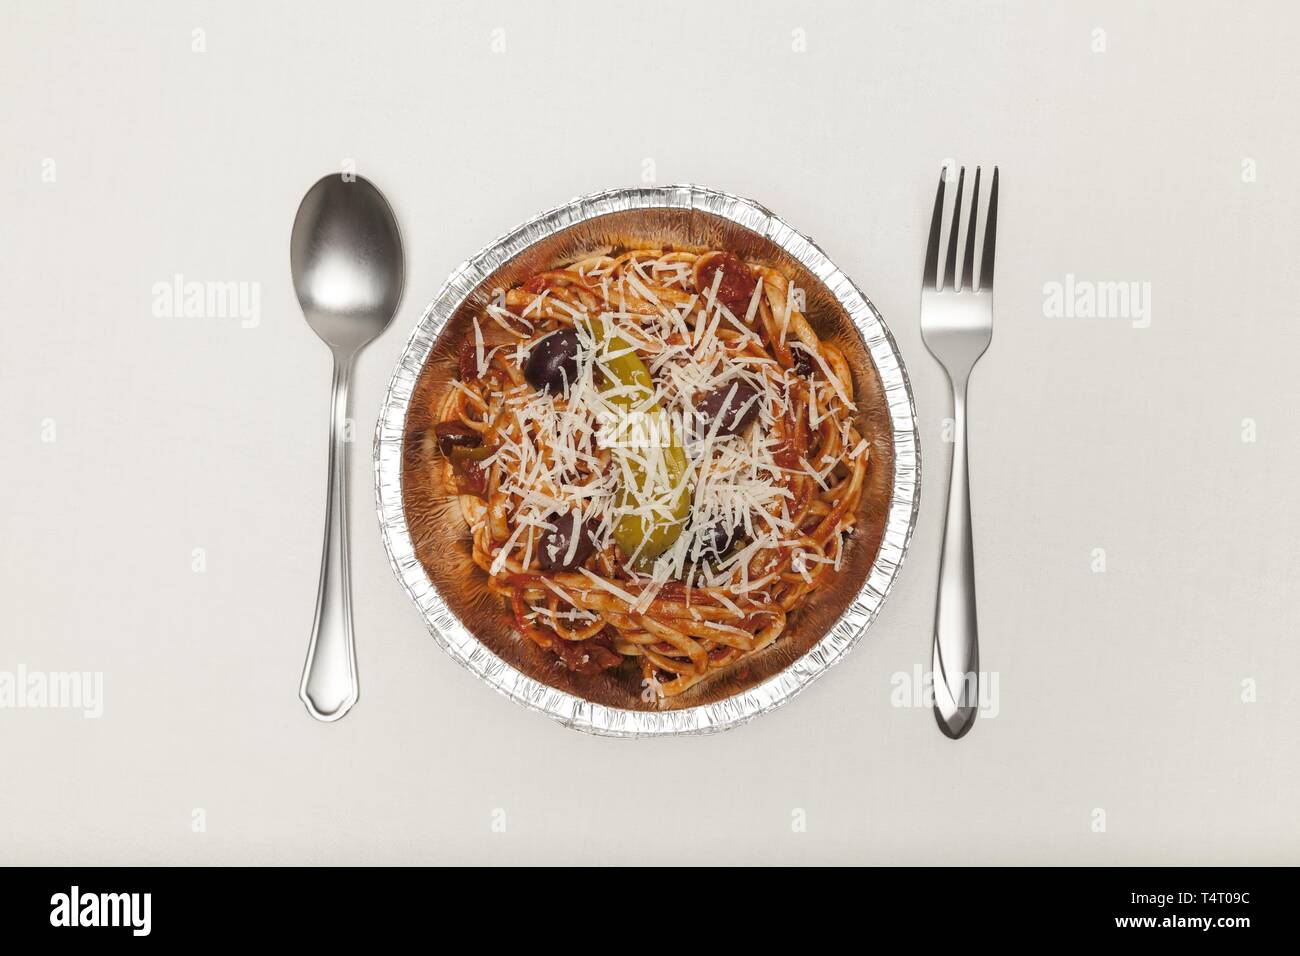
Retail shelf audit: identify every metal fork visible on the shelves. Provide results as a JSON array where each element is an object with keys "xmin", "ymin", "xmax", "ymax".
[{"xmin": 920, "ymin": 166, "xmax": 998, "ymax": 739}]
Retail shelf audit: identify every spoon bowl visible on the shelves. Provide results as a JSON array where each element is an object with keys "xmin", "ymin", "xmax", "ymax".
[
  {"xmin": 292, "ymin": 175, "xmax": 404, "ymax": 352},
  {"xmin": 291, "ymin": 173, "xmax": 404, "ymax": 722}
]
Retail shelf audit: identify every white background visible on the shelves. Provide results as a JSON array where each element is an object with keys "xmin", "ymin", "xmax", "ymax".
[{"xmin": 2, "ymin": 0, "xmax": 1297, "ymax": 864}]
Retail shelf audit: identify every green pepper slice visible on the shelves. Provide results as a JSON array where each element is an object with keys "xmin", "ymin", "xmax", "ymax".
[
  {"xmin": 448, "ymin": 444, "xmax": 492, "ymax": 464},
  {"xmin": 592, "ymin": 320, "xmax": 690, "ymax": 566}
]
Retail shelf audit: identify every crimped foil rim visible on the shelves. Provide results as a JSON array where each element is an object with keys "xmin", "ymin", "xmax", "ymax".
[{"xmin": 374, "ymin": 185, "xmax": 920, "ymax": 737}]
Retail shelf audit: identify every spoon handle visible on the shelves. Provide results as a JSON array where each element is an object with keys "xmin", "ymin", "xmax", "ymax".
[{"xmin": 300, "ymin": 354, "xmax": 359, "ymax": 721}]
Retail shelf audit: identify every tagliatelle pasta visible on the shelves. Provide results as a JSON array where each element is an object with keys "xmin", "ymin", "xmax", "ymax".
[{"xmin": 427, "ymin": 246, "xmax": 872, "ymax": 698}]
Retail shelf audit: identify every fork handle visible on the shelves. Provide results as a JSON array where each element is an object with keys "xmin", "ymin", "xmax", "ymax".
[{"xmin": 932, "ymin": 377, "xmax": 979, "ymax": 738}]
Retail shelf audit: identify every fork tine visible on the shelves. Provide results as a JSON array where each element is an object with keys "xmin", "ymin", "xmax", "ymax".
[
  {"xmin": 979, "ymin": 166, "xmax": 998, "ymax": 290},
  {"xmin": 943, "ymin": 167, "xmax": 964, "ymax": 291},
  {"xmin": 923, "ymin": 169, "xmax": 946, "ymax": 290},
  {"xmin": 961, "ymin": 167, "xmax": 981, "ymax": 292}
]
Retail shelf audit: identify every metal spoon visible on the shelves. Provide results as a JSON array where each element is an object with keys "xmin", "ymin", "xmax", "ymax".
[{"xmin": 291, "ymin": 174, "xmax": 404, "ymax": 721}]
